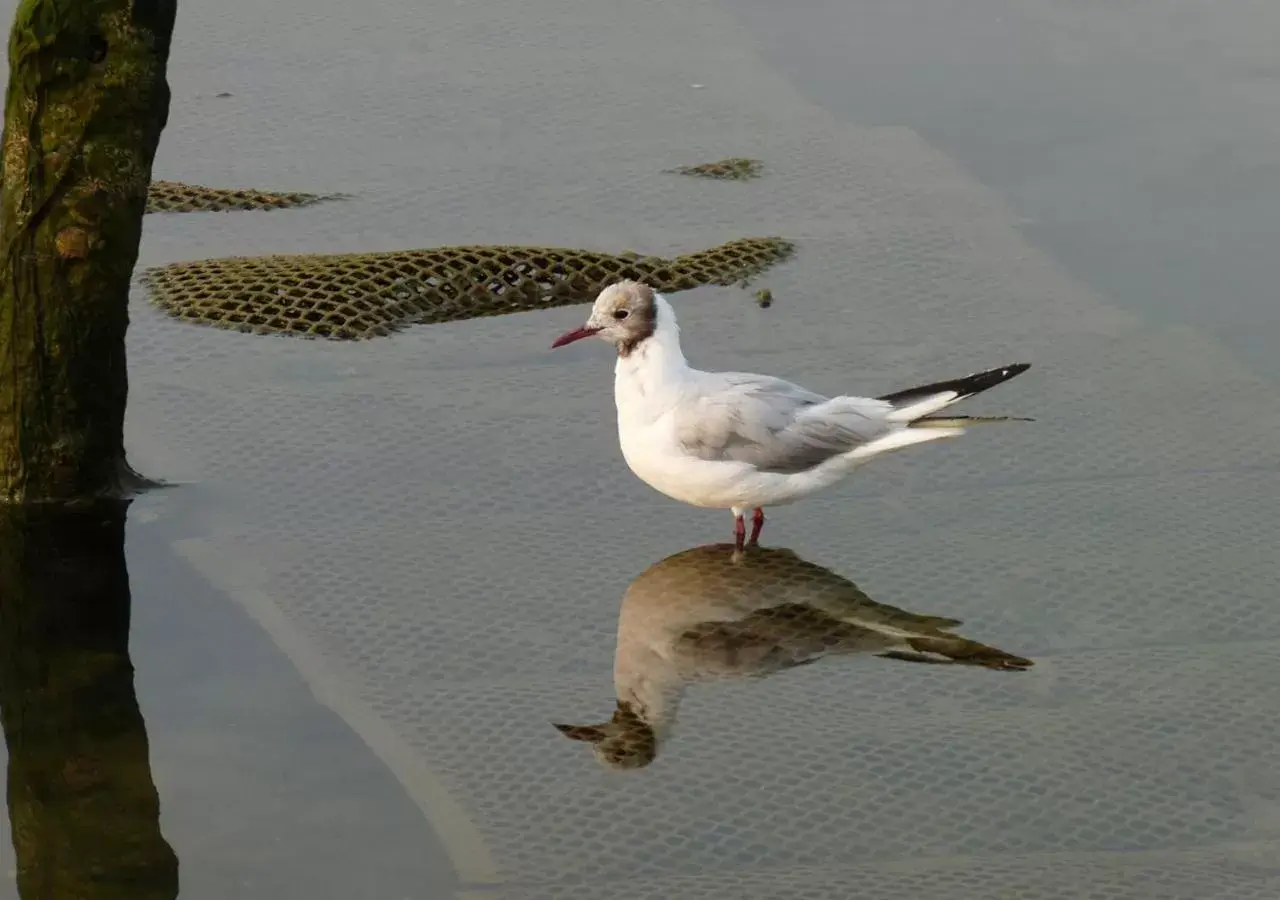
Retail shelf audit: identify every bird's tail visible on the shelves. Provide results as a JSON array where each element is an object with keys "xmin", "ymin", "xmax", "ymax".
[
  {"xmin": 879, "ymin": 635, "xmax": 1033, "ymax": 670},
  {"xmin": 879, "ymin": 363, "xmax": 1033, "ymax": 424},
  {"xmin": 908, "ymin": 414, "xmax": 1035, "ymax": 429}
]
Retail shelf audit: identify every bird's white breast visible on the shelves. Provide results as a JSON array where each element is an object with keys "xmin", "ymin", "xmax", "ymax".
[
  {"xmin": 613, "ymin": 368, "xmax": 759, "ymax": 509},
  {"xmin": 607, "ymin": 302, "xmax": 806, "ymax": 510}
]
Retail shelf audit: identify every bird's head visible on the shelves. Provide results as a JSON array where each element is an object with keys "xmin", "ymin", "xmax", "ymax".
[{"xmin": 551, "ymin": 280, "xmax": 659, "ymax": 356}]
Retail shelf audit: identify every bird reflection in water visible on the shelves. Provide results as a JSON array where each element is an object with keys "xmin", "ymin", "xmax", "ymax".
[{"xmin": 554, "ymin": 543, "xmax": 1031, "ymax": 771}]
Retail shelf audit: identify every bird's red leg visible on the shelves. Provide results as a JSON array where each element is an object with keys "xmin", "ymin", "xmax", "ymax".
[
  {"xmin": 734, "ymin": 514, "xmax": 746, "ymax": 552},
  {"xmin": 749, "ymin": 508, "xmax": 765, "ymax": 545}
]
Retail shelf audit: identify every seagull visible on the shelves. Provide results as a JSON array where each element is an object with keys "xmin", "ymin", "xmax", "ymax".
[{"xmin": 551, "ymin": 280, "xmax": 1032, "ymax": 550}]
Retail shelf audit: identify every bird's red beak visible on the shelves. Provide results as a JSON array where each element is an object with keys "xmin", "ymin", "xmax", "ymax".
[{"xmin": 551, "ymin": 325, "xmax": 602, "ymax": 349}]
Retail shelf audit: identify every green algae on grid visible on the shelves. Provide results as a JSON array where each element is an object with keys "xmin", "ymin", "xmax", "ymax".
[
  {"xmin": 145, "ymin": 180, "xmax": 341, "ymax": 213},
  {"xmin": 665, "ymin": 157, "xmax": 764, "ymax": 181},
  {"xmin": 141, "ymin": 237, "xmax": 796, "ymax": 340}
]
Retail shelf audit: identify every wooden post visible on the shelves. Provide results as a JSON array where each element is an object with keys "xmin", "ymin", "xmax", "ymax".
[
  {"xmin": 0, "ymin": 0, "xmax": 177, "ymax": 501},
  {"xmin": 0, "ymin": 500, "xmax": 179, "ymax": 898}
]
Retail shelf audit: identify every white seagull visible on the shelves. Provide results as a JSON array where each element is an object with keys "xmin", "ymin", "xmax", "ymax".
[{"xmin": 551, "ymin": 281, "xmax": 1032, "ymax": 550}]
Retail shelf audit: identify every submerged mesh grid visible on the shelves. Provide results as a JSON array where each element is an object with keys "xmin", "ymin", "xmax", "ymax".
[
  {"xmin": 666, "ymin": 157, "xmax": 765, "ymax": 180},
  {"xmin": 139, "ymin": 237, "xmax": 794, "ymax": 339},
  {"xmin": 501, "ymin": 847, "xmax": 1280, "ymax": 900},
  {"xmin": 145, "ymin": 180, "xmax": 330, "ymax": 214}
]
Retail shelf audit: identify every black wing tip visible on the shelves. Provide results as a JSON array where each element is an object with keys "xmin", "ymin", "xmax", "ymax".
[
  {"xmin": 879, "ymin": 362, "xmax": 1032, "ymax": 406},
  {"xmin": 977, "ymin": 362, "xmax": 1031, "ymax": 381},
  {"xmin": 952, "ymin": 362, "xmax": 1032, "ymax": 396}
]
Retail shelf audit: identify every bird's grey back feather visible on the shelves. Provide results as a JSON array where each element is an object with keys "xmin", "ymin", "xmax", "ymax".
[{"xmin": 672, "ymin": 371, "xmax": 895, "ymax": 474}]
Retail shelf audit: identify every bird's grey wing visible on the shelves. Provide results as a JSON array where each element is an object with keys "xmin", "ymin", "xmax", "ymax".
[
  {"xmin": 678, "ymin": 604, "xmax": 893, "ymax": 675},
  {"xmin": 674, "ymin": 372, "xmax": 894, "ymax": 473},
  {"xmin": 676, "ymin": 612, "xmax": 825, "ymax": 677}
]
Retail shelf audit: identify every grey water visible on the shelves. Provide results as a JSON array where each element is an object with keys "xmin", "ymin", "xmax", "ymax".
[{"xmin": 2, "ymin": 0, "xmax": 1279, "ymax": 898}]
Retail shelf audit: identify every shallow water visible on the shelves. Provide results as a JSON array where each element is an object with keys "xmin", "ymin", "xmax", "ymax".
[{"xmin": 3, "ymin": 0, "xmax": 1280, "ymax": 898}]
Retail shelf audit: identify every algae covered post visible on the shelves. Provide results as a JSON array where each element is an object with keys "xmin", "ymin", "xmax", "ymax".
[{"xmin": 0, "ymin": 0, "xmax": 178, "ymax": 502}]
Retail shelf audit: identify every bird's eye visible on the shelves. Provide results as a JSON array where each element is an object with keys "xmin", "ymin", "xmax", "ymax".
[{"xmin": 613, "ymin": 309, "xmax": 630, "ymax": 320}]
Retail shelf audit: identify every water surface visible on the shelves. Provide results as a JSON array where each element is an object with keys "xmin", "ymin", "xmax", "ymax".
[{"xmin": 3, "ymin": 0, "xmax": 1279, "ymax": 897}]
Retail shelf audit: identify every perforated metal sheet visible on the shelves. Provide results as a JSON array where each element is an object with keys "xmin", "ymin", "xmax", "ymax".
[{"xmin": 85, "ymin": 0, "xmax": 1280, "ymax": 895}]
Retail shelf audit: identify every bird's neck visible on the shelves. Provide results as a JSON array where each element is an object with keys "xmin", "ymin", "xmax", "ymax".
[
  {"xmin": 614, "ymin": 295, "xmax": 690, "ymax": 408},
  {"xmin": 615, "ymin": 664, "xmax": 686, "ymax": 741}
]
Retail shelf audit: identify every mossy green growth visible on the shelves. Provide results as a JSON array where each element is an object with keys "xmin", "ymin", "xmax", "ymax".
[
  {"xmin": 666, "ymin": 157, "xmax": 764, "ymax": 181},
  {"xmin": 0, "ymin": 0, "xmax": 177, "ymax": 501},
  {"xmin": 143, "ymin": 236, "xmax": 796, "ymax": 340},
  {"xmin": 146, "ymin": 180, "xmax": 338, "ymax": 213}
]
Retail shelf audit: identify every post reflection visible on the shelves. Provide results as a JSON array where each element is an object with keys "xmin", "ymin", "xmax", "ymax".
[
  {"xmin": 0, "ymin": 500, "xmax": 179, "ymax": 899},
  {"xmin": 555, "ymin": 543, "xmax": 1031, "ymax": 771}
]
